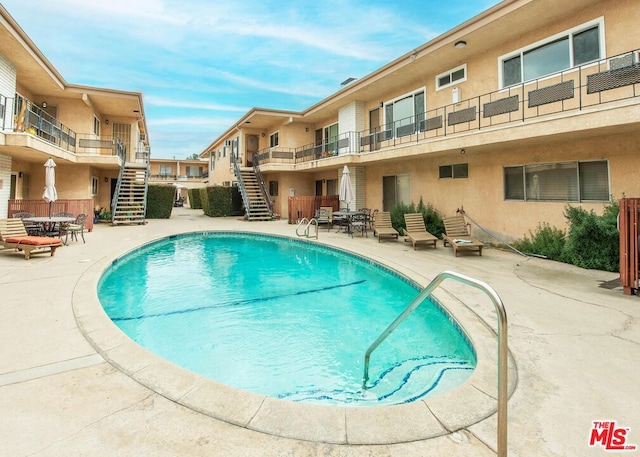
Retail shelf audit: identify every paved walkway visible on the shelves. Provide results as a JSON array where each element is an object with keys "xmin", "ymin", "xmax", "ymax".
[{"xmin": 1, "ymin": 207, "xmax": 638, "ymax": 456}]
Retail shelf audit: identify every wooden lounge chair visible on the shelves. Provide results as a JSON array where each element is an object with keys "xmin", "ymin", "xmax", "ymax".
[
  {"xmin": 403, "ymin": 213, "xmax": 438, "ymax": 250},
  {"xmin": 0, "ymin": 218, "xmax": 62, "ymax": 260},
  {"xmin": 372, "ymin": 211, "xmax": 399, "ymax": 242},
  {"xmin": 442, "ymin": 215, "xmax": 484, "ymax": 256}
]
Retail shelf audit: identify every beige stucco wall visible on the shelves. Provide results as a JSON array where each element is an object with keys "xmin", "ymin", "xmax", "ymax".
[{"xmin": 363, "ymin": 129, "xmax": 638, "ymax": 241}]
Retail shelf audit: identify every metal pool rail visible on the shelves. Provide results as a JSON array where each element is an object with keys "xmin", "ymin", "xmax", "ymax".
[{"xmin": 362, "ymin": 270, "xmax": 508, "ymax": 457}]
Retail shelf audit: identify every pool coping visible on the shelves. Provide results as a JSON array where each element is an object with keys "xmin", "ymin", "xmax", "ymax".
[{"xmin": 72, "ymin": 230, "xmax": 517, "ymax": 445}]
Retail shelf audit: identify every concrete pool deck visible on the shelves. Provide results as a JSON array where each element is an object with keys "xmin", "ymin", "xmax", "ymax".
[{"xmin": 1, "ymin": 207, "xmax": 638, "ymax": 456}]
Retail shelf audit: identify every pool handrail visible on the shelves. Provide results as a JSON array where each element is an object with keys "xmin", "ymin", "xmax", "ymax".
[
  {"xmin": 361, "ymin": 270, "xmax": 508, "ymax": 457},
  {"xmin": 295, "ymin": 217, "xmax": 318, "ymax": 239}
]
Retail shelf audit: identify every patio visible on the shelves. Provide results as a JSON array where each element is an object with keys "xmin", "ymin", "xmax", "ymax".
[{"xmin": 0, "ymin": 206, "xmax": 638, "ymax": 456}]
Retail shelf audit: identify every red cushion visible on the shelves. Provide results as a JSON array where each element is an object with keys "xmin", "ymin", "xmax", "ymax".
[{"xmin": 5, "ymin": 236, "xmax": 61, "ymax": 246}]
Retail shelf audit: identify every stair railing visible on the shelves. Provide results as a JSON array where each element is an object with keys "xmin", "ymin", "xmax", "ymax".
[
  {"xmin": 232, "ymin": 153, "xmax": 252, "ymax": 218},
  {"xmin": 362, "ymin": 270, "xmax": 508, "ymax": 457},
  {"xmin": 110, "ymin": 140, "xmax": 126, "ymax": 224},
  {"xmin": 253, "ymin": 160, "xmax": 274, "ymax": 218}
]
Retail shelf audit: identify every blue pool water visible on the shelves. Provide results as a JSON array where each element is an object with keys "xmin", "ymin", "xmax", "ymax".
[{"xmin": 98, "ymin": 232, "xmax": 476, "ymax": 406}]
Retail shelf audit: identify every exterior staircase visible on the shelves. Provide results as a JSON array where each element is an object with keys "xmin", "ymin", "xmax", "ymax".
[
  {"xmin": 232, "ymin": 153, "xmax": 274, "ymax": 221},
  {"xmin": 111, "ymin": 163, "xmax": 149, "ymax": 225}
]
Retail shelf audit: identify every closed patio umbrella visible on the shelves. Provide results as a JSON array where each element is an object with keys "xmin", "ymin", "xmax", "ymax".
[
  {"xmin": 339, "ymin": 165, "xmax": 354, "ymax": 210},
  {"xmin": 43, "ymin": 158, "xmax": 58, "ymax": 217}
]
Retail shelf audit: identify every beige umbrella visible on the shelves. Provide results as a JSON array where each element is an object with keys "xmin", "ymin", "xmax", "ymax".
[
  {"xmin": 339, "ymin": 165, "xmax": 354, "ymax": 210},
  {"xmin": 43, "ymin": 158, "xmax": 58, "ymax": 217}
]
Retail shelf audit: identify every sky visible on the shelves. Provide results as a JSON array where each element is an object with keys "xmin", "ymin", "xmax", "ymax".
[{"xmin": 2, "ymin": 0, "xmax": 500, "ymax": 159}]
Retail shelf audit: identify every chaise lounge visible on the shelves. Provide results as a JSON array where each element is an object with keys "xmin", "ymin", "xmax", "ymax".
[
  {"xmin": 372, "ymin": 211, "xmax": 399, "ymax": 242},
  {"xmin": 442, "ymin": 215, "xmax": 484, "ymax": 256},
  {"xmin": 403, "ymin": 213, "xmax": 438, "ymax": 250},
  {"xmin": 0, "ymin": 218, "xmax": 63, "ymax": 260}
]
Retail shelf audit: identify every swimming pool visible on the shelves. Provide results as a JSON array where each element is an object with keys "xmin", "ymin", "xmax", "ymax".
[{"xmin": 98, "ymin": 232, "xmax": 476, "ymax": 406}]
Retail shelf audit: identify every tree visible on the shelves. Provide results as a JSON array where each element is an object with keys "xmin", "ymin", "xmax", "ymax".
[{"xmin": 186, "ymin": 153, "xmax": 200, "ymax": 160}]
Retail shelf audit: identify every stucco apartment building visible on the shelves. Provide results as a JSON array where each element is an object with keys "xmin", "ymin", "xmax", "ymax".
[
  {"xmin": 201, "ymin": 0, "xmax": 640, "ymax": 241},
  {"xmin": 0, "ymin": 5, "xmax": 149, "ymax": 222},
  {"xmin": 148, "ymin": 158, "xmax": 209, "ymax": 203}
]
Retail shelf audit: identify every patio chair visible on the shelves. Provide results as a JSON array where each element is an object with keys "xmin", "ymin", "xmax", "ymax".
[
  {"xmin": 315, "ymin": 206, "xmax": 333, "ymax": 230},
  {"xmin": 350, "ymin": 210, "xmax": 368, "ymax": 237},
  {"xmin": 64, "ymin": 213, "xmax": 87, "ymax": 244},
  {"xmin": 51, "ymin": 211, "xmax": 75, "ymax": 238},
  {"xmin": 0, "ymin": 218, "xmax": 62, "ymax": 260},
  {"xmin": 403, "ymin": 213, "xmax": 438, "ymax": 250},
  {"xmin": 372, "ymin": 211, "xmax": 399, "ymax": 243},
  {"xmin": 442, "ymin": 214, "xmax": 484, "ymax": 256},
  {"xmin": 12, "ymin": 211, "xmax": 40, "ymax": 235}
]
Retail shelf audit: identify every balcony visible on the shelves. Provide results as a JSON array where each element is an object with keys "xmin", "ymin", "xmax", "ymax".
[
  {"xmin": 254, "ymin": 48, "xmax": 640, "ymax": 166},
  {"xmin": 11, "ymin": 96, "xmax": 77, "ymax": 152},
  {"xmin": 2, "ymin": 95, "xmax": 129, "ymax": 161}
]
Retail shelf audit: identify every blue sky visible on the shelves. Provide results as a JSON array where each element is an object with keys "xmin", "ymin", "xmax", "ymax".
[{"xmin": 3, "ymin": 0, "xmax": 499, "ymax": 159}]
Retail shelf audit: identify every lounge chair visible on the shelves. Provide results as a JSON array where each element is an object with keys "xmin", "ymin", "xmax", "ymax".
[
  {"xmin": 0, "ymin": 218, "xmax": 63, "ymax": 260},
  {"xmin": 403, "ymin": 213, "xmax": 438, "ymax": 250},
  {"xmin": 372, "ymin": 211, "xmax": 399, "ymax": 242},
  {"xmin": 442, "ymin": 215, "xmax": 484, "ymax": 256},
  {"xmin": 315, "ymin": 206, "xmax": 333, "ymax": 230}
]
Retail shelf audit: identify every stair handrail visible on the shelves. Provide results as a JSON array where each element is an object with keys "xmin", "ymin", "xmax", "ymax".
[
  {"xmin": 110, "ymin": 139, "xmax": 127, "ymax": 224},
  {"xmin": 253, "ymin": 160, "xmax": 274, "ymax": 218},
  {"xmin": 362, "ymin": 270, "xmax": 508, "ymax": 457},
  {"xmin": 231, "ymin": 153, "xmax": 252, "ymax": 218}
]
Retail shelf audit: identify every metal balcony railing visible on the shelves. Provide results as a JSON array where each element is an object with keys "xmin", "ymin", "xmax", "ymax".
[{"xmin": 254, "ymin": 48, "xmax": 640, "ymax": 166}]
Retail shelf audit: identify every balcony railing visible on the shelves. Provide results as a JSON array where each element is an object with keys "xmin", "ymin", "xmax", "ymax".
[
  {"xmin": 149, "ymin": 174, "xmax": 205, "ymax": 181},
  {"xmin": 255, "ymin": 48, "xmax": 640, "ymax": 166},
  {"xmin": 14, "ymin": 96, "xmax": 77, "ymax": 151}
]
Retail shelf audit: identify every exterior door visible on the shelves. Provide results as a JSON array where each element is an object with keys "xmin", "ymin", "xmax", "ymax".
[{"xmin": 369, "ymin": 108, "xmax": 381, "ymax": 151}]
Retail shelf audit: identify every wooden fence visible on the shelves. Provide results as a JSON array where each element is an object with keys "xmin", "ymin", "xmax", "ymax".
[
  {"xmin": 8, "ymin": 199, "xmax": 95, "ymax": 232},
  {"xmin": 619, "ymin": 198, "xmax": 640, "ymax": 295},
  {"xmin": 287, "ymin": 195, "xmax": 339, "ymax": 224}
]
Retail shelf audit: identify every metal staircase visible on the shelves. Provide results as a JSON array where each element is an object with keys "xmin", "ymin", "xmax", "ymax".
[
  {"xmin": 232, "ymin": 153, "xmax": 274, "ymax": 221},
  {"xmin": 110, "ymin": 162, "xmax": 149, "ymax": 225}
]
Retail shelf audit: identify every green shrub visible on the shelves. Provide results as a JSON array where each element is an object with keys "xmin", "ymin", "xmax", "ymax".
[
  {"xmin": 188, "ymin": 188, "xmax": 202, "ymax": 209},
  {"xmin": 145, "ymin": 184, "xmax": 174, "ymax": 219},
  {"xmin": 561, "ymin": 204, "xmax": 619, "ymax": 272},
  {"xmin": 201, "ymin": 186, "xmax": 242, "ymax": 217},
  {"xmin": 389, "ymin": 197, "xmax": 444, "ymax": 237},
  {"xmin": 513, "ymin": 223, "xmax": 566, "ymax": 260},
  {"xmin": 513, "ymin": 201, "xmax": 619, "ymax": 272}
]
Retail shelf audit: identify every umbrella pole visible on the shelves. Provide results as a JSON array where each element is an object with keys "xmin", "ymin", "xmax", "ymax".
[{"xmin": 48, "ymin": 201, "xmax": 52, "ymax": 218}]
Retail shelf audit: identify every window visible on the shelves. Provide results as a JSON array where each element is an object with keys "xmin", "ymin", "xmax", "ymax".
[
  {"xmin": 327, "ymin": 179, "xmax": 338, "ymax": 195},
  {"xmin": 269, "ymin": 180, "xmax": 279, "ymax": 196},
  {"xmin": 501, "ymin": 21, "xmax": 602, "ymax": 87},
  {"xmin": 436, "ymin": 64, "xmax": 467, "ymax": 89},
  {"xmin": 270, "ymin": 131, "xmax": 279, "ymax": 148},
  {"xmin": 186, "ymin": 166, "xmax": 202, "ymax": 177},
  {"xmin": 384, "ymin": 89, "xmax": 426, "ymax": 138},
  {"xmin": 439, "ymin": 163, "xmax": 468, "ymax": 179},
  {"xmin": 323, "ymin": 123, "xmax": 338, "ymax": 152},
  {"xmin": 93, "ymin": 116, "xmax": 100, "ymax": 136},
  {"xmin": 382, "ymin": 175, "xmax": 410, "ymax": 211},
  {"xmin": 91, "ymin": 176, "xmax": 99, "ymax": 196},
  {"xmin": 159, "ymin": 165, "xmax": 173, "ymax": 177},
  {"xmin": 504, "ymin": 160, "xmax": 609, "ymax": 202}
]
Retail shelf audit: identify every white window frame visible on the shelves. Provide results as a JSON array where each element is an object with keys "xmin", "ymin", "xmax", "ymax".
[
  {"xmin": 383, "ymin": 87, "xmax": 426, "ymax": 139},
  {"xmin": 93, "ymin": 116, "xmax": 100, "ymax": 136},
  {"xmin": 498, "ymin": 17, "xmax": 605, "ymax": 89},
  {"xmin": 91, "ymin": 176, "xmax": 99, "ymax": 196},
  {"xmin": 435, "ymin": 64, "xmax": 467, "ymax": 90}
]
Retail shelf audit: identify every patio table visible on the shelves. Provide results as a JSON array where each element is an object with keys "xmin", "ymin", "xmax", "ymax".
[{"xmin": 23, "ymin": 216, "xmax": 76, "ymax": 243}]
